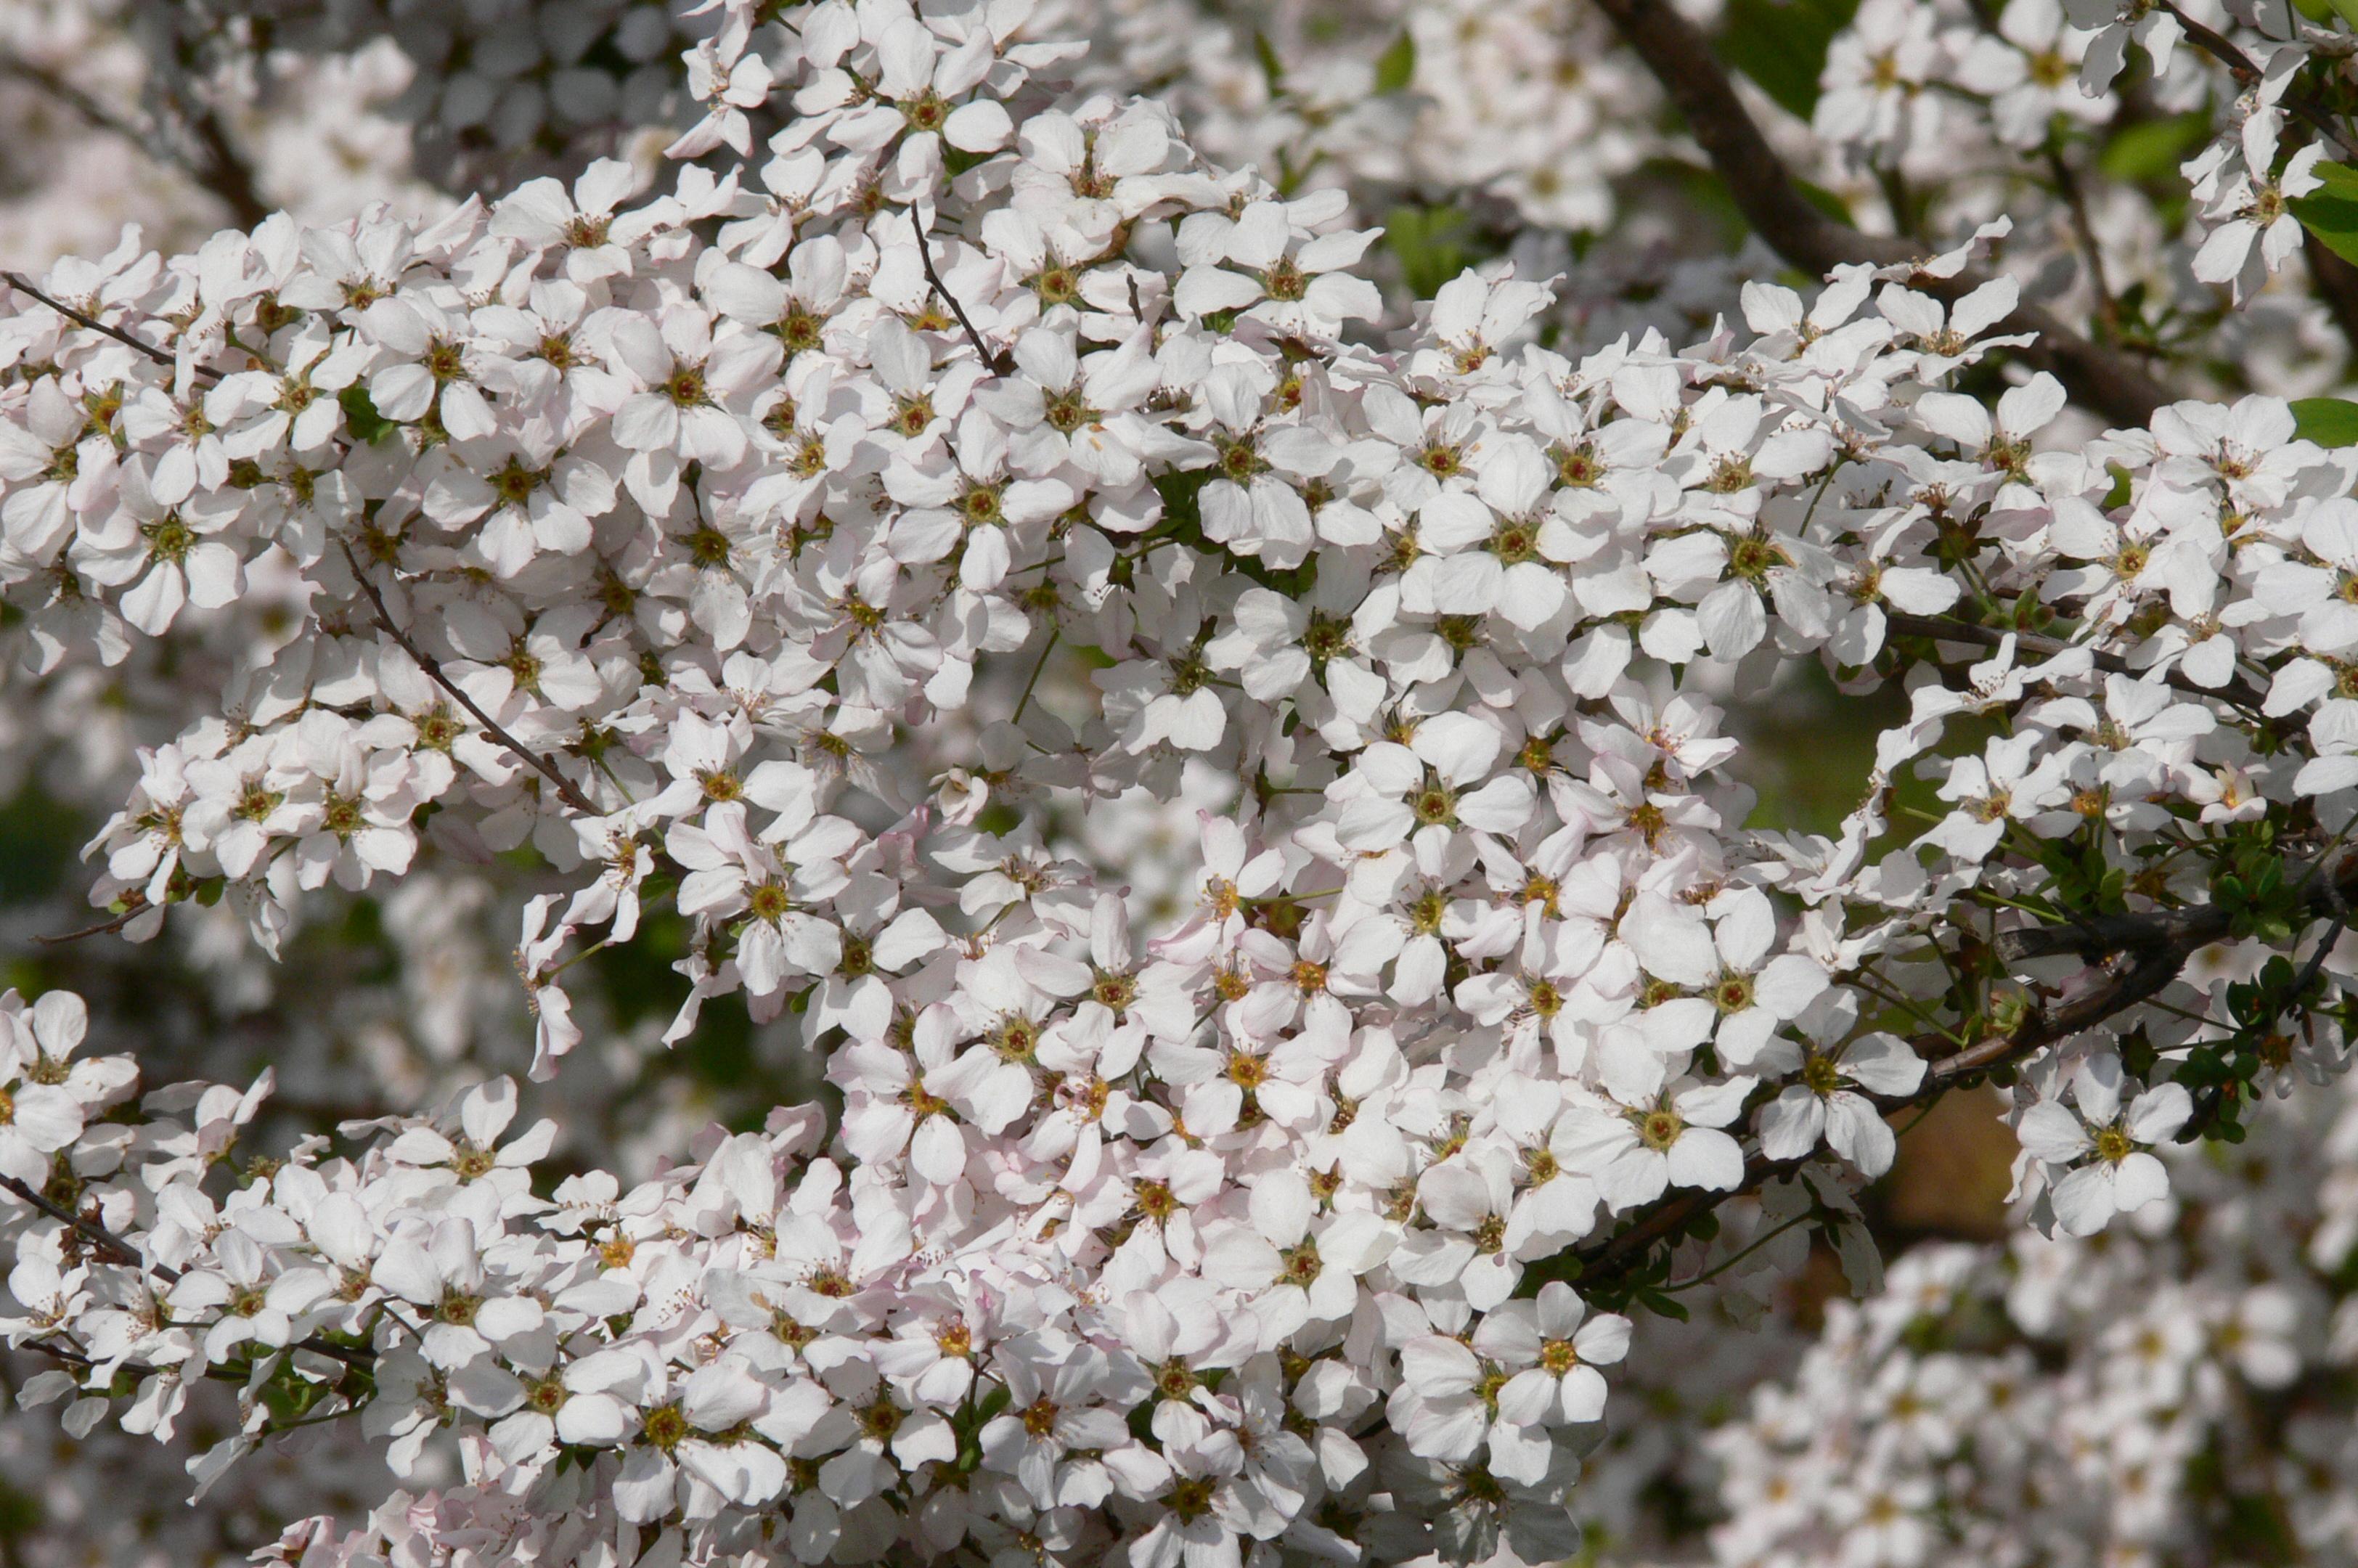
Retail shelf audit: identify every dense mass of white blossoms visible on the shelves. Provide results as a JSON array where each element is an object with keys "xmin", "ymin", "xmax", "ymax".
[
  {"xmin": 1702, "ymin": 1067, "xmax": 2358, "ymax": 1567},
  {"xmin": 11, "ymin": 0, "xmax": 2358, "ymax": 1563}
]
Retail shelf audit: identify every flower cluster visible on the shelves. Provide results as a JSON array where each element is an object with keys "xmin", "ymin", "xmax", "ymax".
[
  {"xmin": 1704, "ymin": 1063, "xmax": 2358, "ymax": 1566},
  {"xmin": 7, "ymin": 0, "xmax": 2358, "ymax": 1562}
]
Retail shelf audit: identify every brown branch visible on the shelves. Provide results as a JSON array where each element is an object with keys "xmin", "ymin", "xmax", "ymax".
[
  {"xmin": 1587, "ymin": 0, "xmax": 2176, "ymax": 428},
  {"xmin": 0, "ymin": 1175, "xmax": 174, "ymax": 1279},
  {"xmin": 336, "ymin": 543, "xmax": 600, "ymax": 817},
  {"xmin": 2157, "ymin": 2, "xmax": 2358, "ymax": 161},
  {"xmin": 1994, "ymin": 844, "xmax": 2358, "ymax": 965},
  {"xmin": 0, "ymin": 50, "xmax": 153, "ymax": 150},
  {"xmin": 1569, "ymin": 849, "xmax": 2358, "ymax": 1290},
  {"xmin": 32, "ymin": 905, "xmax": 150, "ymax": 947},
  {"xmin": 0, "ymin": 51, "xmax": 268, "ymax": 231},
  {"xmin": 160, "ymin": 82, "xmax": 270, "ymax": 231},
  {"xmin": 917, "ymin": 232, "xmax": 1014, "ymax": 377},
  {"xmin": 1882, "ymin": 611, "xmax": 2274, "ymax": 711},
  {"xmin": 1, "ymin": 1174, "xmax": 377, "ymax": 1368},
  {"xmin": 2047, "ymin": 144, "xmax": 2118, "ymax": 333},
  {"xmin": 0, "ymin": 272, "xmax": 220, "ymax": 383}
]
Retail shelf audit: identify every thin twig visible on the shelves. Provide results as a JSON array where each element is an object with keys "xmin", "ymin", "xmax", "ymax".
[
  {"xmin": 1991, "ymin": 841, "xmax": 2358, "ymax": 964},
  {"xmin": 0, "ymin": 50, "xmax": 268, "ymax": 229},
  {"xmin": 1665, "ymin": 1212, "xmax": 1812, "ymax": 1291},
  {"xmin": 2158, "ymin": 1, "xmax": 2358, "ymax": 160},
  {"xmin": 337, "ymin": 543, "xmax": 599, "ymax": 817},
  {"xmin": 0, "ymin": 271, "xmax": 220, "ymax": 383},
  {"xmin": 1882, "ymin": 611, "xmax": 2273, "ymax": 712},
  {"xmin": 2045, "ymin": 143, "xmax": 2117, "ymax": 331},
  {"xmin": 32, "ymin": 905, "xmax": 150, "ymax": 947},
  {"xmin": 916, "ymin": 232, "xmax": 1015, "ymax": 376},
  {"xmin": 2289, "ymin": 884, "xmax": 2351, "ymax": 1014},
  {"xmin": 3, "ymin": 1175, "xmax": 377, "ymax": 1368},
  {"xmin": 1584, "ymin": 0, "xmax": 2174, "ymax": 425},
  {"xmin": 160, "ymin": 82, "xmax": 270, "ymax": 230},
  {"xmin": 1570, "ymin": 848, "xmax": 2358, "ymax": 1291},
  {"xmin": 0, "ymin": 49, "xmax": 153, "ymax": 149},
  {"xmin": 0, "ymin": 1175, "xmax": 174, "ymax": 1279},
  {"xmin": 1011, "ymin": 628, "xmax": 1061, "ymax": 725}
]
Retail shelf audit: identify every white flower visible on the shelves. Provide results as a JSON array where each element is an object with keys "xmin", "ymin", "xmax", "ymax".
[
  {"xmin": 2018, "ymin": 1055, "xmax": 2192, "ymax": 1236},
  {"xmin": 1478, "ymin": 1281, "xmax": 1631, "ymax": 1427},
  {"xmin": 1557, "ymin": 1077, "xmax": 1755, "ymax": 1212},
  {"xmin": 1757, "ymin": 1032, "xmax": 1925, "ymax": 1176}
]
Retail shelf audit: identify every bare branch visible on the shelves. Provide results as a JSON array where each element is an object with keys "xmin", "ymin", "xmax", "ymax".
[
  {"xmin": 1570, "ymin": 849, "xmax": 2358, "ymax": 1290},
  {"xmin": 918, "ymin": 232, "xmax": 1015, "ymax": 377},
  {"xmin": 0, "ymin": 271, "xmax": 221, "ymax": 383},
  {"xmin": 0, "ymin": 49, "xmax": 155, "ymax": 148},
  {"xmin": 0, "ymin": 1175, "xmax": 174, "ymax": 1279},
  {"xmin": 2157, "ymin": 1, "xmax": 2358, "ymax": 160},
  {"xmin": 159, "ymin": 82, "xmax": 271, "ymax": 230},
  {"xmin": 337, "ymin": 543, "xmax": 600, "ymax": 817},
  {"xmin": 2045, "ymin": 144, "xmax": 2117, "ymax": 332},
  {"xmin": 1, "ymin": 1175, "xmax": 378, "ymax": 1367},
  {"xmin": 1994, "ymin": 844, "xmax": 2358, "ymax": 965},
  {"xmin": 32, "ymin": 905, "xmax": 152, "ymax": 947},
  {"xmin": 0, "ymin": 50, "xmax": 269, "ymax": 231},
  {"xmin": 1881, "ymin": 611, "xmax": 2273, "ymax": 711},
  {"xmin": 1586, "ymin": 0, "xmax": 2177, "ymax": 428}
]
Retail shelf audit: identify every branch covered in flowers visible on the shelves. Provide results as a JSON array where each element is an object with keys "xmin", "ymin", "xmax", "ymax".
[
  {"xmin": 1583, "ymin": 0, "xmax": 2176, "ymax": 426},
  {"xmin": 4, "ymin": 0, "xmax": 2358, "ymax": 1562}
]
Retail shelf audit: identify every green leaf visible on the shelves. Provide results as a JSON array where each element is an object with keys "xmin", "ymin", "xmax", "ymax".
[
  {"xmin": 339, "ymin": 384, "xmax": 395, "ymax": 443},
  {"xmin": 1632, "ymin": 1285, "xmax": 1691, "ymax": 1323},
  {"xmin": 1717, "ymin": 0, "xmax": 1858, "ymax": 118},
  {"xmin": 1384, "ymin": 204, "xmax": 1477, "ymax": 300},
  {"xmin": 2098, "ymin": 113, "xmax": 2207, "ymax": 184},
  {"xmin": 1374, "ymin": 29, "xmax": 1416, "ymax": 93},
  {"xmin": 2290, "ymin": 396, "xmax": 2358, "ymax": 446},
  {"xmin": 1793, "ymin": 179, "xmax": 1851, "ymax": 226},
  {"xmin": 1151, "ymin": 467, "xmax": 1215, "ymax": 540},
  {"xmin": 1253, "ymin": 30, "xmax": 1286, "ymax": 96},
  {"xmin": 2290, "ymin": 160, "xmax": 2358, "ymax": 266}
]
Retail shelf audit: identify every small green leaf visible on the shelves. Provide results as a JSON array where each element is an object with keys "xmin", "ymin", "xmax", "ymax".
[
  {"xmin": 1253, "ymin": 30, "xmax": 1286, "ymax": 95},
  {"xmin": 1793, "ymin": 179, "xmax": 1851, "ymax": 226},
  {"xmin": 339, "ymin": 384, "xmax": 395, "ymax": 443},
  {"xmin": 1717, "ymin": 0, "xmax": 1859, "ymax": 118},
  {"xmin": 2290, "ymin": 160, "xmax": 2358, "ymax": 265},
  {"xmin": 2291, "ymin": 396, "xmax": 2358, "ymax": 446},
  {"xmin": 2099, "ymin": 113, "xmax": 2208, "ymax": 184},
  {"xmin": 1632, "ymin": 1286, "xmax": 1691, "ymax": 1322},
  {"xmin": 1374, "ymin": 29, "xmax": 1416, "ymax": 93},
  {"xmin": 1384, "ymin": 204, "xmax": 1479, "ymax": 300},
  {"xmin": 1151, "ymin": 467, "xmax": 1215, "ymax": 541}
]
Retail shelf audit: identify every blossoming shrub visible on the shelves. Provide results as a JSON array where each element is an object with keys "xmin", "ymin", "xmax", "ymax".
[
  {"xmin": 5, "ymin": 0, "xmax": 2358, "ymax": 1564},
  {"xmin": 1706, "ymin": 1064, "xmax": 2358, "ymax": 1565}
]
